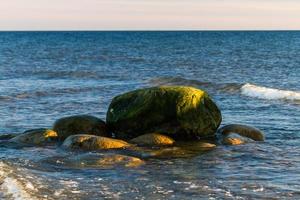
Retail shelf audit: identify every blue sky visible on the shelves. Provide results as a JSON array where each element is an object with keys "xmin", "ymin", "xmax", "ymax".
[{"xmin": 0, "ymin": 0, "xmax": 299, "ymax": 30}]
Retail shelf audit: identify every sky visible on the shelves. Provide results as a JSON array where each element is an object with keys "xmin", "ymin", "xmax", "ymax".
[{"xmin": 0, "ymin": 0, "xmax": 300, "ymax": 30}]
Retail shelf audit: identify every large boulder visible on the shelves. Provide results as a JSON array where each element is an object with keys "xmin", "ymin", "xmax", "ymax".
[
  {"xmin": 53, "ymin": 115, "xmax": 109, "ymax": 140},
  {"xmin": 62, "ymin": 134, "xmax": 131, "ymax": 150},
  {"xmin": 10, "ymin": 128, "xmax": 58, "ymax": 145},
  {"xmin": 106, "ymin": 86, "xmax": 222, "ymax": 140}
]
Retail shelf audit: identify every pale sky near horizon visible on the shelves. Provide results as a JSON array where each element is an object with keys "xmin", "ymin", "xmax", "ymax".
[{"xmin": 0, "ymin": 0, "xmax": 300, "ymax": 30}]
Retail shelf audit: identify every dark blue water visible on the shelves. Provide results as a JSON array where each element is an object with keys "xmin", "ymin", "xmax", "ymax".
[{"xmin": 0, "ymin": 31, "xmax": 299, "ymax": 199}]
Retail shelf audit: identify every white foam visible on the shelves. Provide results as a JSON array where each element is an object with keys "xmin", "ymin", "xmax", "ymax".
[
  {"xmin": 241, "ymin": 83, "xmax": 300, "ymax": 101},
  {"xmin": 0, "ymin": 162, "xmax": 36, "ymax": 200}
]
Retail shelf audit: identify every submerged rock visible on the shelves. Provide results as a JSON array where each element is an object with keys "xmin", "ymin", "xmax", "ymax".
[
  {"xmin": 62, "ymin": 134, "xmax": 131, "ymax": 150},
  {"xmin": 222, "ymin": 133, "xmax": 254, "ymax": 146},
  {"xmin": 219, "ymin": 124, "xmax": 265, "ymax": 141},
  {"xmin": 45, "ymin": 153, "xmax": 145, "ymax": 169},
  {"xmin": 107, "ymin": 86, "xmax": 222, "ymax": 140},
  {"xmin": 53, "ymin": 115, "xmax": 109, "ymax": 140},
  {"xmin": 177, "ymin": 141, "xmax": 217, "ymax": 149},
  {"xmin": 130, "ymin": 133, "xmax": 175, "ymax": 146},
  {"xmin": 10, "ymin": 128, "xmax": 58, "ymax": 145},
  {"xmin": 96, "ymin": 154, "xmax": 144, "ymax": 168}
]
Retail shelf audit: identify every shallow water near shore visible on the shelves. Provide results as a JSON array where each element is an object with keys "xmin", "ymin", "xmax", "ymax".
[{"xmin": 0, "ymin": 31, "xmax": 300, "ymax": 199}]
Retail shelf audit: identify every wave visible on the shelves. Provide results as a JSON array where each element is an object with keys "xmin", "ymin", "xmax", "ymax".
[
  {"xmin": 149, "ymin": 76, "xmax": 242, "ymax": 92},
  {"xmin": 149, "ymin": 77, "xmax": 300, "ymax": 103},
  {"xmin": 30, "ymin": 70, "xmax": 119, "ymax": 80},
  {"xmin": 149, "ymin": 77, "xmax": 214, "ymax": 88},
  {"xmin": 0, "ymin": 162, "xmax": 36, "ymax": 200},
  {"xmin": 241, "ymin": 83, "xmax": 300, "ymax": 101}
]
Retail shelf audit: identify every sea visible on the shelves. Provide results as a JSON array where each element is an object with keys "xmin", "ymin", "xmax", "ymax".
[{"xmin": 0, "ymin": 31, "xmax": 299, "ymax": 199}]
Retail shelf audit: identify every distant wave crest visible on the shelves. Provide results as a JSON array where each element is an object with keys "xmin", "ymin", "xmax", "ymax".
[
  {"xmin": 241, "ymin": 83, "xmax": 300, "ymax": 101},
  {"xmin": 149, "ymin": 77, "xmax": 300, "ymax": 103}
]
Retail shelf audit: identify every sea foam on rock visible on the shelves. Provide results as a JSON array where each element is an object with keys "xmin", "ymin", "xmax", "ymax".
[
  {"xmin": 53, "ymin": 115, "xmax": 109, "ymax": 140},
  {"xmin": 106, "ymin": 86, "xmax": 222, "ymax": 140},
  {"xmin": 62, "ymin": 134, "xmax": 131, "ymax": 150}
]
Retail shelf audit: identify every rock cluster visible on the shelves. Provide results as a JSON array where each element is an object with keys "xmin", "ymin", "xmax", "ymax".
[{"xmin": 3, "ymin": 86, "xmax": 265, "ymax": 167}]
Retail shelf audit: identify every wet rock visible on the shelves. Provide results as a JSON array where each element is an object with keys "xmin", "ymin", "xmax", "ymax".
[
  {"xmin": 62, "ymin": 134, "xmax": 131, "ymax": 150},
  {"xmin": 10, "ymin": 128, "xmax": 58, "ymax": 145},
  {"xmin": 222, "ymin": 133, "xmax": 253, "ymax": 146},
  {"xmin": 44, "ymin": 153, "xmax": 145, "ymax": 169},
  {"xmin": 53, "ymin": 115, "xmax": 110, "ymax": 140},
  {"xmin": 140, "ymin": 147, "xmax": 193, "ymax": 158},
  {"xmin": 96, "ymin": 154, "xmax": 144, "ymax": 168},
  {"xmin": 0, "ymin": 133, "xmax": 18, "ymax": 140},
  {"xmin": 107, "ymin": 86, "xmax": 222, "ymax": 140},
  {"xmin": 219, "ymin": 124, "xmax": 264, "ymax": 141},
  {"xmin": 177, "ymin": 141, "xmax": 217, "ymax": 149},
  {"xmin": 130, "ymin": 133, "xmax": 175, "ymax": 146}
]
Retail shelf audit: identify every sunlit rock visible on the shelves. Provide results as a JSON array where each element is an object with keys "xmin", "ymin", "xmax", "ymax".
[
  {"xmin": 130, "ymin": 133, "xmax": 175, "ymax": 146},
  {"xmin": 53, "ymin": 115, "xmax": 110, "ymax": 140},
  {"xmin": 10, "ymin": 128, "xmax": 58, "ymax": 145},
  {"xmin": 222, "ymin": 133, "xmax": 253, "ymax": 146},
  {"xmin": 107, "ymin": 86, "xmax": 222, "ymax": 140},
  {"xmin": 62, "ymin": 134, "xmax": 130, "ymax": 150}
]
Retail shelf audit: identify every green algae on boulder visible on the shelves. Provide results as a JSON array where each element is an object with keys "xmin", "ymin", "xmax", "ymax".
[
  {"xmin": 107, "ymin": 86, "xmax": 222, "ymax": 140},
  {"xmin": 10, "ymin": 128, "xmax": 58, "ymax": 145},
  {"xmin": 62, "ymin": 134, "xmax": 131, "ymax": 150},
  {"xmin": 53, "ymin": 115, "xmax": 109, "ymax": 140}
]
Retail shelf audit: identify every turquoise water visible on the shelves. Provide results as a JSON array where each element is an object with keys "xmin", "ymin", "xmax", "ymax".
[{"xmin": 0, "ymin": 31, "xmax": 299, "ymax": 199}]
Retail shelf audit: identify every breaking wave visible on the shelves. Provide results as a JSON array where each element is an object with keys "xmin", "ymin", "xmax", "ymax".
[
  {"xmin": 149, "ymin": 77, "xmax": 300, "ymax": 103},
  {"xmin": 0, "ymin": 162, "xmax": 35, "ymax": 200},
  {"xmin": 241, "ymin": 83, "xmax": 300, "ymax": 101}
]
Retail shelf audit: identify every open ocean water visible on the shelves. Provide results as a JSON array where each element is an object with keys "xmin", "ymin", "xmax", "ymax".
[{"xmin": 0, "ymin": 31, "xmax": 299, "ymax": 199}]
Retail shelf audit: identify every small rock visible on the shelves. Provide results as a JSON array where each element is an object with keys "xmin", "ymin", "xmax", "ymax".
[
  {"xmin": 10, "ymin": 128, "xmax": 58, "ymax": 145},
  {"xmin": 222, "ymin": 133, "xmax": 253, "ymax": 146},
  {"xmin": 62, "ymin": 134, "xmax": 131, "ymax": 150},
  {"xmin": 130, "ymin": 133, "xmax": 175, "ymax": 146},
  {"xmin": 96, "ymin": 154, "xmax": 144, "ymax": 168},
  {"xmin": 219, "ymin": 124, "xmax": 264, "ymax": 141},
  {"xmin": 53, "ymin": 115, "xmax": 110, "ymax": 140}
]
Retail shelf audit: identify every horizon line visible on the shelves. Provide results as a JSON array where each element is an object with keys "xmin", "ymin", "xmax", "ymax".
[{"xmin": 0, "ymin": 29, "xmax": 300, "ymax": 32}]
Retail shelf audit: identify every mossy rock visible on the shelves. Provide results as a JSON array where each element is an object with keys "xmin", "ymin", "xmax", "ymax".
[
  {"xmin": 53, "ymin": 115, "xmax": 109, "ymax": 140},
  {"xmin": 62, "ymin": 134, "xmax": 131, "ymax": 150},
  {"xmin": 107, "ymin": 86, "xmax": 222, "ymax": 140},
  {"xmin": 10, "ymin": 128, "xmax": 58, "ymax": 145},
  {"xmin": 130, "ymin": 133, "xmax": 175, "ymax": 146}
]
